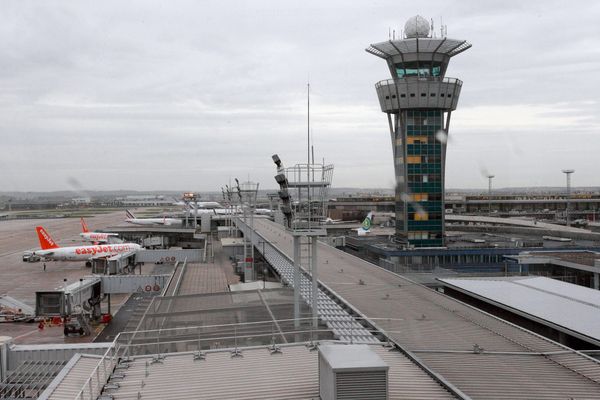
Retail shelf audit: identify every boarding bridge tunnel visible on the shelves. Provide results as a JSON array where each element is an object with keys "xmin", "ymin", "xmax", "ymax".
[{"xmin": 35, "ymin": 275, "xmax": 171, "ymax": 318}]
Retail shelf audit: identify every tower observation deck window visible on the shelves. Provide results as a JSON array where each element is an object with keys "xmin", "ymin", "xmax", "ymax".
[{"xmin": 395, "ymin": 63, "xmax": 442, "ymax": 78}]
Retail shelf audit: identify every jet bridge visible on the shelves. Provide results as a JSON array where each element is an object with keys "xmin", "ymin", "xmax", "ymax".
[
  {"xmin": 36, "ymin": 278, "xmax": 102, "ymax": 318},
  {"xmin": 35, "ymin": 275, "xmax": 170, "ymax": 318},
  {"xmin": 91, "ymin": 250, "xmax": 137, "ymax": 275}
]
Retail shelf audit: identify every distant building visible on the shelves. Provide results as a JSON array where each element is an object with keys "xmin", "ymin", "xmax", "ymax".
[
  {"xmin": 328, "ymin": 193, "xmax": 600, "ymax": 221},
  {"xmin": 115, "ymin": 195, "xmax": 172, "ymax": 207},
  {"xmin": 70, "ymin": 197, "xmax": 91, "ymax": 205}
]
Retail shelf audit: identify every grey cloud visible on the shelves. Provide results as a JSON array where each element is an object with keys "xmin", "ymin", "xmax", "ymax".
[{"xmin": 0, "ymin": 0, "xmax": 599, "ymax": 191}]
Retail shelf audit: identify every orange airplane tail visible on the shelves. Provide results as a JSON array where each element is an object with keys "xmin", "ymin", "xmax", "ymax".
[
  {"xmin": 80, "ymin": 217, "xmax": 89, "ymax": 233},
  {"xmin": 35, "ymin": 226, "xmax": 59, "ymax": 250}
]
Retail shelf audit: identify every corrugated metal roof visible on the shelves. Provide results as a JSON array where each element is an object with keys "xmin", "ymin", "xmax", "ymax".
[
  {"xmin": 417, "ymin": 352, "xmax": 600, "ymax": 400},
  {"xmin": 38, "ymin": 354, "xmax": 104, "ymax": 400},
  {"xmin": 246, "ymin": 219, "xmax": 600, "ymax": 399},
  {"xmin": 105, "ymin": 343, "xmax": 455, "ymax": 400},
  {"xmin": 439, "ymin": 276, "xmax": 600, "ymax": 345},
  {"xmin": 0, "ymin": 359, "xmax": 66, "ymax": 399},
  {"xmin": 236, "ymin": 223, "xmax": 377, "ymax": 344}
]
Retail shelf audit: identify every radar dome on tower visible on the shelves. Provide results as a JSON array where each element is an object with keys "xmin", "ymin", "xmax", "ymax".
[{"xmin": 404, "ymin": 15, "xmax": 430, "ymax": 38}]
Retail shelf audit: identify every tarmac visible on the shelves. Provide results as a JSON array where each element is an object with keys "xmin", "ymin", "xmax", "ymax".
[{"xmin": 0, "ymin": 210, "xmax": 130, "ymax": 344}]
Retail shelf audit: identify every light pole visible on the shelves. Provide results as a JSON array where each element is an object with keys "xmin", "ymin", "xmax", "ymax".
[
  {"xmin": 562, "ymin": 169, "xmax": 575, "ymax": 226},
  {"xmin": 487, "ymin": 175, "xmax": 495, "ymax": 216},
  {"xmin": 257, "ymin": 240, "xmax": 275, "ymax": 289}
]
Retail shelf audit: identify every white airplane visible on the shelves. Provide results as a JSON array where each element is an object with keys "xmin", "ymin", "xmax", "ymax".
[
  {"xmin": 325, "ymin": 217, "xmax": 359, "ymax": 225},
  {"xmin": 34, "ymin": 226, "xmax": 141, "ymax": 263},
  {"xmin": 125, "ymin": 210, "xmax": 183, "ymax": 226},
  {"xmin": 254, "ymin": 208, "xmax": 273, "ymax": 216},
  {"xmin": 173, "ymin": 200, "xmax": 223, "ymax": 209},
  {"xmin": 187, "ymin": 205, "xmax": 242, "ymax": 216},
  {"xmin": 80, "ymin": 217, "xmax": 119, "ymax": 243},
  {"xmin": 356, "ymin": 212, "xmax": 374, "ymax": 236}
]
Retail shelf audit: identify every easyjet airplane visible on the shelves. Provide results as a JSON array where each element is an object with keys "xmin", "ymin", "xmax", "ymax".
[
  {"xmin": 34, "ymin": 226, "xmax": 141, "ymax": 263},
  {"xmin": 125, "ymin": 210, "xmax": 183, "ymax": 226},
  {"xmin": 79, "ymin": 217, "xmax": 119, "ymax": 243}
]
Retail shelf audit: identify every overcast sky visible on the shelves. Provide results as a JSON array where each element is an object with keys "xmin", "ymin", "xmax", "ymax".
[{"xmin": 1, "ymin": 0, "xmax": 599, "ymax": 192}]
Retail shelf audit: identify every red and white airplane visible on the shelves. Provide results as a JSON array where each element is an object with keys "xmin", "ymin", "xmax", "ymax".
[
  {"xmin": 34, "ymin": 226, "xmax": 141, "ymax": 262},
  {"xmin": 80, "ymin": 217, "xmax": 119, "ymax": 243}
]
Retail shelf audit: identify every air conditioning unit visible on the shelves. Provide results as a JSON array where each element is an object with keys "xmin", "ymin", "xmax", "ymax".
[{"xmin": 319, "ymin": 344, "xmax": 389, "ymax": 400}]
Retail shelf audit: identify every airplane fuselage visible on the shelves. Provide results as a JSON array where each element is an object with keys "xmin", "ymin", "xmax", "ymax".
[
  {"xmin": 35, "ymin": 243, "xmax": 141, "ymax": 262},
  {"xmin": 173, "ymin": 201, "xmax": 223, "ymax": 209},
  {"xmin": 80, "ymin": 232, "xmax": 118, "ymax": 243},
  {"xmin": 125, "ymin": 218, "xmax": 182, "ymax": 226}
]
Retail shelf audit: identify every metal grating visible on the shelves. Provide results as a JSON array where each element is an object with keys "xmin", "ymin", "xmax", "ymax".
[
  {"xmin": 0, "ymin": 360, "xmax": 66, "ymax": 399},
  {"xmin": 336, "ymin": 371, "xmax": 388, "ymax": 400},
  {"xmin": 236, "ymin": 218, "xmax": 377, "ymax": 343},
  {"xmin": 366, "ymin": 38, "xmax": 472, "ymax": 59},
  {"xmin": 122, "ymin": 289, "xmax": 334, "ymax": 355}
]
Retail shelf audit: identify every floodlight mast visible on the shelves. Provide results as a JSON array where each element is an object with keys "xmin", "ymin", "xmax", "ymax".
[
  {"xmin": 487, "ymin": 175, "xmax": 495, "ymax": 216},
  {"xmin": 272, "ymin": 154, "xmax": 293, "ymax": 228},
  {"xmin": 272, "ymin": 149, "xmax": 333, "ymax": 331},
  {"xmin": 237, "ymin": 178, "xmax": 259, "ymax": 282},
  {"xmin": 225, "ymin": 185, "xmax": 234, "ymax": 235},
  {"xmin": 272, "ymin": 154, "xmax": 300, "ymax": 326},
  {"xmin": 562, "ymin": 169, "xmax": 575, "ymax": 226},
  {"xmin": 182, "ymin": 192, "xmax": 198, "ymax": 228}
]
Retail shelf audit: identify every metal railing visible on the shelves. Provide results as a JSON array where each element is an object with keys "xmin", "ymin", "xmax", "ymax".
[
  {"xmin": 72, "ymin": 316, "xmax": 406, "ymax": 400},
  {"xmin": 375, "ymin": 77, "xmax": 463, "ymax": 88},
  {"xmin": 236, "ymin": 217, "xmax": 376, "ymax": 342},
  {"xmin": 73, "ymin": 343, "xmax": 121, "ymax": 400}
]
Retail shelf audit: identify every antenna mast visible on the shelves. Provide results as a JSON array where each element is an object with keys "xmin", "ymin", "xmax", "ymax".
[{"xmin": 307, "ymin": 82, "xmax": 311, "ymax": 229}]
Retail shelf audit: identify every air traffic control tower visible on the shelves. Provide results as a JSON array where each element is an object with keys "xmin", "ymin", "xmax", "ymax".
[{"xmin": 367, "ymin": 16, "xmax": 471, "ymax": 247}]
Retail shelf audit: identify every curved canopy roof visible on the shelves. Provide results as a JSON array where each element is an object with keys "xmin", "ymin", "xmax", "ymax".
[{"xmin": 366, "ymin": 37, "xmax": 471, "ymax": 59}]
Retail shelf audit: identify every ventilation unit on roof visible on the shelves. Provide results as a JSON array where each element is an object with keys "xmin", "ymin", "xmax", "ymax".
[{"xmin": 319, "ymin": 344, "xmax": 389, "ymax": 400}]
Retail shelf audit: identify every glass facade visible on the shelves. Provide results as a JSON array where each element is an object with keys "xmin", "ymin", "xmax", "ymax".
[
  {"xmin": 395, "ymin": 62, "xmax": 441, "ymax": 78},
  {"xmin": 396, "ymin": 110, "xmax": 444, "ymax": 247}
]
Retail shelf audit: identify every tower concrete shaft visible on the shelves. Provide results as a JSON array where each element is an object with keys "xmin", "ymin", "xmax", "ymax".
[{"xmin": 366, "ymin": 16, "xmax": 471, "ymax": 247}]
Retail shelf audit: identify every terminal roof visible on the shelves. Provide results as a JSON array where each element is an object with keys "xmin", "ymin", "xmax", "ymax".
[
  {"xmin": 439, "ymin": 276, "xmax": 600, "ymax": 346},
  {"xmin": 39, "ymin": 354, "xmax": 104, "ymax": 400},
  {"xmin": 101, "ymin": 343, "xmax": 454, "ymax": 400},
  {"xmin": 247, "ymin": 218, "xmax": 600, "ymax": 398}
]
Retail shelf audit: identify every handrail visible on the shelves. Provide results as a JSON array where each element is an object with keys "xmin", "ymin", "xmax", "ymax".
[
  {"xmin": 71, "ymin": 315, "xmax": 412, "ymax": 399},
  {"xmin": 375, "ymin": 77, "xmax": 463, "ymax": 87},
  {"xmin": 172, "ymin": 257, "xmax": 188, "ymax": 296},
  {"xmin": 161, "ymin": 261, "xmax": 180, "ymax": 296},
  {"xmin": 70, "ymin": 306, "xmax": 600, "ymax": 400}
]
